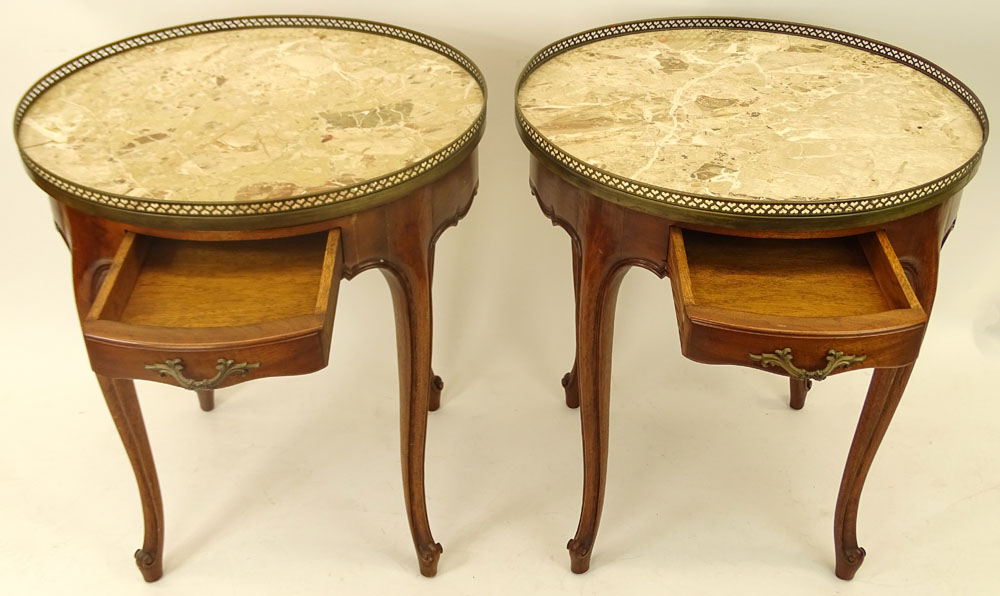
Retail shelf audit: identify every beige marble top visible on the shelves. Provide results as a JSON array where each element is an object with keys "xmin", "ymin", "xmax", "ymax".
[
  {"xmin": 18, "ymin": 26, "xmax": 484, "ymax": 206},
  {"xmin": 517, "ymin": 28, "xmax": 983, "ymax": 203}
]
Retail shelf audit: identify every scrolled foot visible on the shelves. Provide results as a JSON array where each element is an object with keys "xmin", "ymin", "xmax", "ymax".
[
  {"xmin": 416, "ymin": 542, "xmax": 444, "ymax": 577},
  {"xmin": 429, "ymin": 375, "xmax": 444, "ymax": 412},
  {"xmin": 567, "ymin": 538, "xmax": 592, "ymax": 574},
  {"xmin": 835, "ymin": 546, "xmax": 866, "ymax": 580},
  {"xmin": 562, "ymin": 366, "xmax": 580, "ymax": 409},
  {"xmin": 134, "ymin": 548, "xmax": 163, "ymax": 582}
]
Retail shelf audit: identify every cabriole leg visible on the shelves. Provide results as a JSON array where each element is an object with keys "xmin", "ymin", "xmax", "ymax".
[
  {"xmin": 566, "ymin": 240, "xmax": 629, "ymax": 574},
  {"xmin": 381, "ymin": 242, "xmax": 442, "ymax": 577},
  {"xmin": 834, "ymin": 365, "xmax": 913, "ymax": 580},
  {"xmin": 97, "ymin": 375, "xmax": 164, "ymax": 582}
]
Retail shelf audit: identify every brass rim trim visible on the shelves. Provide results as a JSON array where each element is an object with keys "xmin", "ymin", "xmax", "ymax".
[
  {"xmin": 515, "ymin": 16, "xmax": 989, "ymax": 229},
  {"xmin": 13, "ymin": 15, "xmax": 487, "ymax": 230}
]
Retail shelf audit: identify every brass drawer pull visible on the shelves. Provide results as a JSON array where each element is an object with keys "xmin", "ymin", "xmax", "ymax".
[
  {"xmin": 748, "ymin": 348, "xmax": 866, "ymax": 382},
  {"xmin": 145, "ymin": 358, "xmax": 261, "ymax": 390}
]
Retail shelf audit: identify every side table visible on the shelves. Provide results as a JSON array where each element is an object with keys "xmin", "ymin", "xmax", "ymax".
[
  {"xmin": 14, "ymin": 16, "xmax": 486, "ymax": 580},
  {"xmin": 516, "ymin": 17, "xmax": 987, "ymax": 578}
]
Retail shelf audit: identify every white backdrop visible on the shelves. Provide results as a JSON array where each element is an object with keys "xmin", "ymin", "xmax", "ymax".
[{"xmin": 1, "ymin": 1, "xmax": 997, "ymax": 594}]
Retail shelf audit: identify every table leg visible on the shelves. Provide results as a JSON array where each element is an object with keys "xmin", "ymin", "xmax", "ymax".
[
  {"xmin": 566, "ymin": 238, "xmax": 629, "ymax": 574},
  {"xmin": 562, "ymin": 361, "xmax": 580, "ymax": 409},
  {"xmin": 426, "ymin": 246, "xmax": 443, "ymax": 413},
  {"xmin": 382, "ymin": 254, "xmax": 442, "ymax": 577},
  {"xmin": 196, "ymin": 389, "xmax": 215, "ymax": 412},
  {"xmin": 96, "ymin": 375, "xmax": 164, "ymax": 582},
  {"xmin": 562, "ymin": 239, "xmax": 582, "ymax": 409},
  {"xmin": 790, "ymin": 378, "xmax": 811, "ymax": 410},
  {"xmin": 429, "ymin": 372, "xmax": 444, "ymax": 413},
  {"xmin": 834, "ymin": 364, "xmax": 913, "ymax": 579}
]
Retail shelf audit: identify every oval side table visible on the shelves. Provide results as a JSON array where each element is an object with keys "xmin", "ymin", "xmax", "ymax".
[
  {"xmin": 14, "ymin": 16, "xmax": 486, "ymax": 580},
  {"xmin": 516, "ymin": 17, "xmax": 987, "ymax": 578}
]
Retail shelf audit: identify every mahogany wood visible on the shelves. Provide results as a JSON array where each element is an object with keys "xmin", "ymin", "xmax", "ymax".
[
  {"xmin": 429, "ymin": 374, "xmax": 444, "ymax": 413},
  {"xmin": 56, "ymin": 152, "xmax": 478, "ymax": 580},
  {"xmin": 530, "ymin": 155, "xmax": 950, "ymax": 578},
  {"xmin": 834, "ymin": 364, "xmax": 913, "ymax": 579},
  {"xmin": 668, "ymin": 228, "xmax": 928, "ymax": 376},
  {"xmin": 680, "ymin": 232, "xmax": 894, "ymax": 317},
  {"xmin": 114, "ymin": 234, "xmax": 332, "ymax": 327},
  {"xmin": 96, "ymin": 375, "xmax": 164, "ymax": 582},
  {"xmin": 195, "ymin": 390, "xmax": 215, "ymax": 412},
  {"xmin": 82, "ymin": 230, "xmax": 343, "ymax": 388},
  {"xmin": 562, "ymin": 241, "xmax": 582, "ymax": 408},
  {"xmin": 789, "ymin": 379, "xmax": 811, "ymax": 410}
]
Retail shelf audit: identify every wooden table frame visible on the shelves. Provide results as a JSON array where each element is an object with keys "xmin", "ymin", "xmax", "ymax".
[
  {"xmin": 530, "ymin": 156, "xmax": 958, "ymax": 579},
  {"xmin": 51, "ymin": 153, "xmax": 478, "ymax": 580}
]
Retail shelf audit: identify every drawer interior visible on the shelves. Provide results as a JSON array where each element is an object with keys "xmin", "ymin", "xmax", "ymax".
[
  {"xmin": 89, "ymin": 230, "xmax": 341, "ymax": 329},
  {"xmin": 672, "ymin": 230, "xmax": 921, "ymax": 318}
]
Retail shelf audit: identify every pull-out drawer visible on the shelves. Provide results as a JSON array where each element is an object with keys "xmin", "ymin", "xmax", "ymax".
[
  {"xmin": 82, "ymin": 230, "xmax": 342, "ymax": 389},
  {"xmin": 667, "ymin": 228, "xmax": 927, "ymax": 380}
]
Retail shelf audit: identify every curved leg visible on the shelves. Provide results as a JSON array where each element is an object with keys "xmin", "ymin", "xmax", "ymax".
[
  {"xmin": 789, "ymin": 378, "xmax": 811, "ymax": 410},
  {"xmin": 382, "ymin": 256, "xmax": 442, "ymax": 577},
  {"xmin": 96, "ymin": 375, "xmax": 164, "ymax": 582},
  {"xmin": 196, "ymin": 389, "xmax": 215, "ymax": 412},
  {"xmin": 834, "ymin": 365, "xmax": 913, "ymax": 580},
  {"xmin": 566, "ymin": 239, "xmax": 629, "ymax": 574},
  {"xmin": 563, "ymin": 239, "xmax": 582, "ymax": 408}
]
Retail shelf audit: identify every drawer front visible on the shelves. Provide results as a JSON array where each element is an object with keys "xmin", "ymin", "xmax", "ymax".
[
  {"xmin": 84, "ymin": 327, "xmax": 328, "ymax": 389},
  {"xmin": 80, "ymin": 228, "xmax": 342, "ymax": 387},
  {"xmin": 678, "ymin": 312, "xmax": 926, "ymax": 379},
  {"xmin": 668, "ymin": 227, "xmax": 929, "ymax": 377}
]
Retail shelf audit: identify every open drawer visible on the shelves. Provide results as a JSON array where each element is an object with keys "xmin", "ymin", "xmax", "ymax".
[
  {"xmin": 82, "ymin": 230, "xmax": 342, "ymax": 389},
  {"xmin": 667, "ymin": 228, "xmax": 927, "ymax": 380}
]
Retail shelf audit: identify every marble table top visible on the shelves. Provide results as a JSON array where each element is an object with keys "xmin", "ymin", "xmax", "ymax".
[
  {"xmin": 16, "ymin": 17, "xmax": 485, "ymax": 227},
  {"xmin": 516, "ymin": 19, "xmax": 987, "ymax": 226}
]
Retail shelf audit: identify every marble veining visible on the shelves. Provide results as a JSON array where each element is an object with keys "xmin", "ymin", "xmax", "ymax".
[
  {"xmin": 18, "ymin": 27, "xmax": 484, "ymax": 204},
  {"xmin": 517, "ymin": 29, "xmax": 983, "ymax": 202}
]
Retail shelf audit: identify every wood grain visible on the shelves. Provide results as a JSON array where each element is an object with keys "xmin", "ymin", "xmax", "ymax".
[
  {"xmin": 118, "ymin": 233, "xmax": 329, "ymax": 328},
  {"xmin": 682, "ymin": 231, "xmax": 891, "ymax": 318}
]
